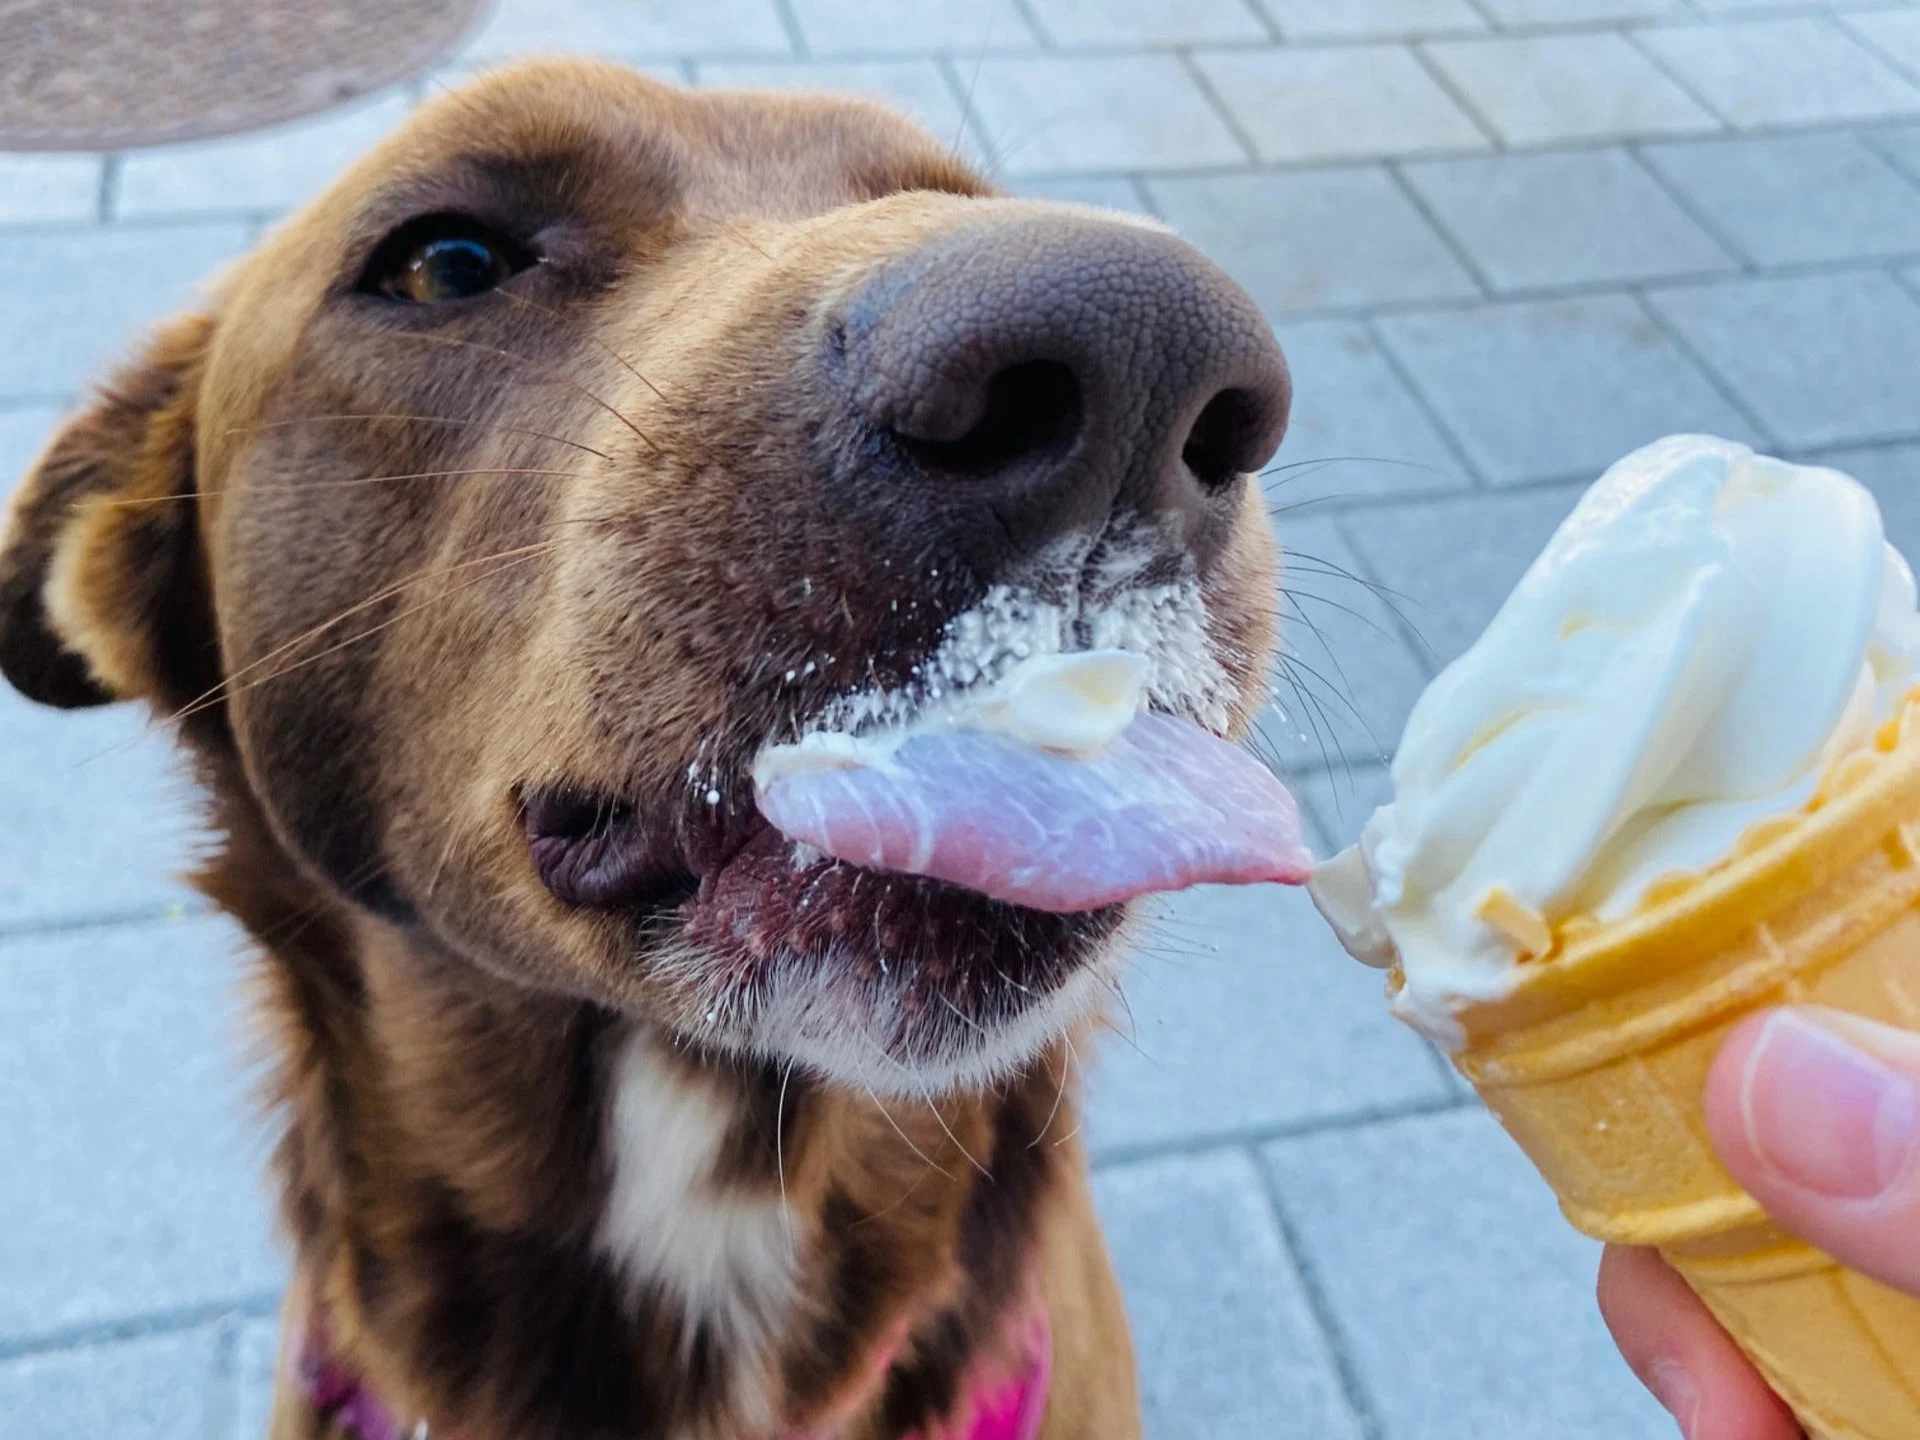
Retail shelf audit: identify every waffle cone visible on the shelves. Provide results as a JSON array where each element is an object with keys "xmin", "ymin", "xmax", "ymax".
[{"xmin": 1413, "ymin": 697, "xmax": 1920, "ymax": 1440}]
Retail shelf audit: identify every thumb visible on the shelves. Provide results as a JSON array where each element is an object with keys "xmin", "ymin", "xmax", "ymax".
[{"xmin": 1705, "ymin": 1006, "xmax": 1920, "ymax": 1296}]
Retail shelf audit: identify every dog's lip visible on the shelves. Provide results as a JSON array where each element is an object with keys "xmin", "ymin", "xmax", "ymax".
[{"xmin": 677, "ymin": 815, "xmax": 1123, "ymax": 996}]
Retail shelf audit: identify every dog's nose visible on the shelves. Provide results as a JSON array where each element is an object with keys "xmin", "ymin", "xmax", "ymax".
[{"xmin": 831, "ymin": 212, "xmax": 1289, "ymax": 574}]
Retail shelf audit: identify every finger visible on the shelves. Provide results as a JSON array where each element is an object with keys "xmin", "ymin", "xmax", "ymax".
[
  {"xmin": 1705, "ymin": 1006, "xmax": 1920, "ymax": 1295},
  {"xmin": 1597, "ymin": 1245, "xmax": 1801, "ymax": 1440}
]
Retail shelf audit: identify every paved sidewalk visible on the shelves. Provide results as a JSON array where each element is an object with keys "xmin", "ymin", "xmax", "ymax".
[{"xmin": 5, "ymin": 0, "xmax": 1920, "ymax": 1435}]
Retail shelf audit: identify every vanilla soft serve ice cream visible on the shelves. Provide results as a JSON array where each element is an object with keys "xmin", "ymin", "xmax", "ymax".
[{"xmin": 1314, "ymin": 436, "xmax": 1920, "ymax": 1047}]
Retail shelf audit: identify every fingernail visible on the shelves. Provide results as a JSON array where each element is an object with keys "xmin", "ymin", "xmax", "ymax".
[
  {"xmin": 1647, "ymin": 1359, "xmax": 1700, "ymax": 1438},
  {"xmin": 1742, "ymin": 1009, "xmax": 1920, "ymax": 1199}
]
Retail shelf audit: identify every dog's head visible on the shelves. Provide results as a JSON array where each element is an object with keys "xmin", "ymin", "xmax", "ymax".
[{"xmin": 0, "ymin": 62, "xmax": 1289, "ymax": 1093}]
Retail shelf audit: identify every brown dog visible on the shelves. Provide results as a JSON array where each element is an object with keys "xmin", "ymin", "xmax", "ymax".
[{"xmin": 0, "ymin": 62, "xmax": 1291, "ymax": 1440}]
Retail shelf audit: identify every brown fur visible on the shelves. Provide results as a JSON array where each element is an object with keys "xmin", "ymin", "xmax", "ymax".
[{"xmin": 0, "ymin": 62, "xmax": 1285, "ymax": 1440}]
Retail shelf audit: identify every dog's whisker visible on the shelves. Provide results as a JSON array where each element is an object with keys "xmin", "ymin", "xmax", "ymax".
[
  {"xmin": 858, "ymin": 1079, "xmax": 955, "ymax": 1184},
  {"xmin": 1271, "ymin": 661, "xmax": 1339, "ymax": 778},
  {"xmin": 1030, "ymin": 1043, "xmax": 1070, "ymax": 1149},
  {"xmin": 498, "ymin": 289, "xmax": 671, "ymax": 407},
  {"xmin": 374, "ymin": 330, "xmax": 664, "ymax": 456},
  {"xmin": 719, "ymin": 219, "xmax": 775, "ymax": 264},
  {"xmin": 1258, "ymin": 454, "xmax": 1453, "ymax": 485},
  {"xmin": 164, "ymin": 541, "xmax": 560, "ymax": 728},
  {"xmin": 95, "ymin": 466, "xmax": 588, "ymax": 508},
  {"xmin": 224, "ymin": 413, "xmax": 615, "ymax": 463},
  {"xmin": 1277, "ymin": 588, "xmax": 1366, "ymax": 747},
  {"xmin": 1279, "ymin": 583, "xmax": 1404, "ymax": 647},
  {"xmin": 1048, "ymin": 1032, "xmax": 1086, "ymax": 1149},
  {"xmin": 776, "ymin": 1060, "xmax": 797, "ymax": 1260},
  {"xmin": 946, "ymin": 23, "xmax": 994, "ymax": 167}
]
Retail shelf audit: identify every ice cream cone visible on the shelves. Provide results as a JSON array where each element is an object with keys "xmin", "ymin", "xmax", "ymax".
[{"xmin": 1420, "ymin": 692, "xmax": 1920, "ymax": 1440}]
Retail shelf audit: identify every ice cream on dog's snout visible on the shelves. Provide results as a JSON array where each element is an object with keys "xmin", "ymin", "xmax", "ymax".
[{"xmin": 1315, "ymin": 434, "xmax": 1920, "ymax": 1045}]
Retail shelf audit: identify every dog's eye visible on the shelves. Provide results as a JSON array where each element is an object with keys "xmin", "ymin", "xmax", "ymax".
[{"xmin": 361, "ymin": 216, "xmax": 532, "ymax": 304}]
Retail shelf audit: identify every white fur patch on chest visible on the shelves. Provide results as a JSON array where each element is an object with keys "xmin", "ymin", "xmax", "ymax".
[{"xmin": 598, "ymin": 1030, "xmax": 797, "ymax": 1366}]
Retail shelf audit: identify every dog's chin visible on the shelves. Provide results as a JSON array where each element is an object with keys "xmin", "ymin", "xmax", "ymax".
[{"xmin": 667, "ymin": 823, "xmax": 1128, "ymax": 1096}]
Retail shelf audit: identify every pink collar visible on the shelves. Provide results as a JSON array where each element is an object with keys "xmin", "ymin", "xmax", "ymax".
[{"xmin": 297, "ymin": 1302, "xmax": 1051, "ymax": 1440}]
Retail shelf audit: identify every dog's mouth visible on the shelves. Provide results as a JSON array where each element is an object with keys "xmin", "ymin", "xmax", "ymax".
[{"xmin": 523, "ymin": 575, "xmax": 1310, "ymax": 1090}]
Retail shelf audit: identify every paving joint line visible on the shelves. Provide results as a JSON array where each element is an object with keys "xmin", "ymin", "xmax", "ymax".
[
  {"xmin": 1619, "ymin": 21, "xmax": 1736, "ymax": 134},
  {"xmin": 0, "ymin": 901, "xmax": 212, "ymax": 943},
  {"xmin": 1863, "ymin": 120, "xmax": 1920, "ymax": 186},
  {"xmin": 0, "ymin": 1292, "xmax": 282, "ymax": 1364},
  {"xmin": 1836, "ymin": 10, "xmax": 1920, "ymax": 91},
  {"xmin": 1090, "ymin": 1091, "xmax": 1477, "ymax": 1171},
  {"xmin": 96, "ymin": 154, "xmax": 121, "ymax": 226},
  {"xmin": 1003, "ymin": 0, "xmax": 1056, "ymax": 51},
  {"xmin": 1250, "ymin": 1145, "xmax": 1389, "ymax": 1440},
  {"xmin": 1628, "ymin": 287, "xmax": 1781, "ymax": 449},
  {"xmin": 1622, "ymin": 138, "xmax": 1760, "ymax": 274},
  {"xmin": 770, "ymin": 0, "xmax": 809, "ymax": 58},
  {"xmin": 1407, "ymin": 40, "xmax": 1505, "ymax": 151},
  {"xmin": 1240, "ymin": 0, "xmax": 1283, "ymax": 45},
  {"xmin": 1174, "ymin": 48, "xmax": 1265, "ymax": 167},
  {"xmin": 1356, "ymin": 309, "xmax": 1488, "ymax": 497},
  {"xmin": 1380, "ymin": 158, "xmax": 1497, "ymax": 298}
]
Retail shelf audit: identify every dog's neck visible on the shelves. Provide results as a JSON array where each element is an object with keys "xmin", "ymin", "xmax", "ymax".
[{"xmin": 198, "ymin": 764, "xmax": 1069, "ymax": 1440}]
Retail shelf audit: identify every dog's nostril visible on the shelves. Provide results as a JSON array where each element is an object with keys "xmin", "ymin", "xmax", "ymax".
[
  {"xmin": 1181, "ymin": 387, "xmax": 1270, "ymax": 492},
  {"xmin": 894, "ymin": 360, "xmax": 1082, "ymax": 481}
]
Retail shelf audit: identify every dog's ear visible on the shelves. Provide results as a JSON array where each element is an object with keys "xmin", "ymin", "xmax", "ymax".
[{"xmin": 0, "ymin": 312, "xmax": 220, "ymax": 711}]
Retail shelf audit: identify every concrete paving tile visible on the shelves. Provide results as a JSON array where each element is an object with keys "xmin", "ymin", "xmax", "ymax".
[
  {"xmin": 1644, "ymin": 130, "xmax": 1920, "ymax": 265},
  {"xmin": 1147, "ymin": 169, "xmax": 1478, "ymax": 314},
  {"xmin": 1375, "ymin": 295, "xmax": 1759, "ymax": 487},
  {"xmin": 1299, "ymin": 761, "xmax": 1393, "ymax": 856},
  {"xmin": 964, "ymin": 56, "xmax": 1247, "ymax": 175},
  {"xmin": 1256, "ymin": 0, "xmax": 1486, "ymax": 39},
  {"xmin": 232, "ymin": 1319, "xmax": 281, "ymax": 1440},
  {"xmin": 0, "ymin": 224, "xmax": 249, "ymax": 401},
  {"xmin": 1025, "ymin": 0, "xmax": 1268, "ymax": 46},
  {"xmin": 115, "ymin": 96, "xmax": 412, "ymax": 220},
  {"xmin": 1088, "ymin": 883, "xmax": 1450, "ymax": 1155},
  {"xmin": 1092, "ymin": 1150, "xmax": 1364, "ymax": 1440},
  {"xmin": 0, "ymin": 155, "xmax": 102, "ymax": 226},
  {"xmin": 786, "ymin": 0, "xmax": 1038, "ymax": 56},
  {"xmin": 1403, "ymin": 147, "xmax": 1734, "ymax": 291},
  {"xmin": 0, "ymin": 405, "xmax": 62, "ymax": 480},
  {"xmin": 1477, "ymin": 0, "xmax": 1682, "ymax": 19},
  {"xmin": 1637, "ymin": 18, "xmax": 1920, "ymax": 129},
  {"xmin": 1814, "ymin": 442, "xmax": 1920, "ymax": 560},
  {"xmin": 1263, "ymin": 1107, "xmax": 1672, "ymax": 1440},
  {"xmin": 463, "ymin": 0, "xmax": 794, "ymax": 59},
  {"xmin": 0, "ymin": 916, "xmax": 284, "ymax": 1340},
  {"xmin": 1340, "ymin": 484, "xmax": 1587, "ymax": 666},
  {"xmin": 1264, "ymin": 516, "xmax": 1434, "ymax": 773},
  {"xmin": 1842, "ymin": 9, "xmax": 1920, "ymax": 82},
  {"xmin": 693, "ymin": 59, "xmax": 984, "ymax": 161},
  {"xmin": 1011, "ymin": 174, "xmax": 1153, "ymax": 213},
  {"xmin": 0, "ymin": 1326, "xmax": 222, "ymax": 1440},
  {"xmin": 1878, "ymin": 120, "xmax": 1920, "ymax": 180},
  {"xmin": 1646, "ymin": 271, "xmax": 1920, "ymax": 450},
  {"xmin": 1423, "ymin": 32, "xmax": 1719, "ymax": 146},
  {"xmin": 1197, "ymin": 45, "xmax": 1489, "ymax": 165},
  {"xmin": 1267, "ymin": 318, "xmax": 1470, "ymax": 503},
  {"xmin": 0, "ymin": 691, "xmax": 201, "ymax": 931}
]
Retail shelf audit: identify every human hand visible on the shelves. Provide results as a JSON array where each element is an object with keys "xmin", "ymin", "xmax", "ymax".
[{"xmin": 1598, "ymin": 1006, "xmax": 1920, "ymax": 1438}]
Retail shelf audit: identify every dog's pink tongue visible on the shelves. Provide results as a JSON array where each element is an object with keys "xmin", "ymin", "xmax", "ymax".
[{"xmin": 754, "ymin": 712, "xmax": 1311, "ymax": 912}]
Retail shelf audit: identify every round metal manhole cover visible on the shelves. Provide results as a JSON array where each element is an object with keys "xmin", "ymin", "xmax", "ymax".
[{"xmin": 0, "ymin": 0, "xmax": 492, "ymax": 152}]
